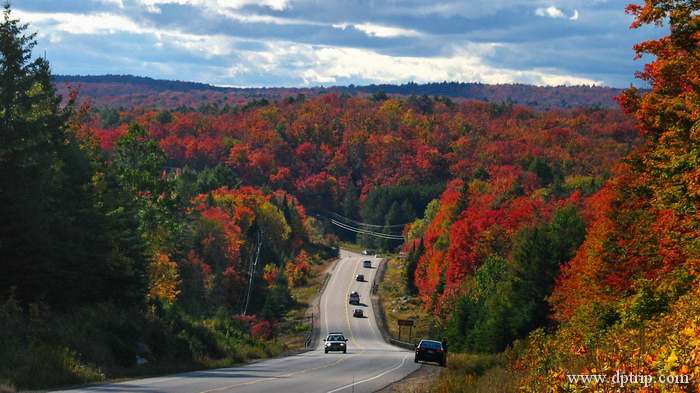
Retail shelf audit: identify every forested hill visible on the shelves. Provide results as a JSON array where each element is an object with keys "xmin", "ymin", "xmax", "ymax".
[{"xmin": 53, "ymin": 74, "xmax": 629, "ymax": 110}]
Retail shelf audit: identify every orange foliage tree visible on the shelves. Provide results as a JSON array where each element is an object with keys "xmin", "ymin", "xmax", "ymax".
[{"xmin": 514, "ymin": 1, "xmax": 700, "ymax": 391}]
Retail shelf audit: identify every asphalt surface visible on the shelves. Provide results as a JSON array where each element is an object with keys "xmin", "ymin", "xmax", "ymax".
[{"xmin": 52, "ymin": 250, "xmax": 420, "ymax": 393}]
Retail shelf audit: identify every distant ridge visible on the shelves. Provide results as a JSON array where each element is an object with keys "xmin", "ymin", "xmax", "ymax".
[
  {"xmin": 53, "ymin": 74, "xmax": 632, "ymax": 110},
  {"xmin": 53, "ymin": 74, "xmax": 230, "ymax": 92}
]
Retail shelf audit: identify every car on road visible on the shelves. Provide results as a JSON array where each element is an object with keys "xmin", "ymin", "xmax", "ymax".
[
  {"xmin": 362, "ymin": 249, "xmax": 373, "ymax": 255},
  {"xmin": 363, "ymin": 260, "xmax": 372, "ymax": 268},
  {"xmin": 414, "ymin": 339, "xmax": 446, "ymax": 366},
  {"xmin": 324, "ymin": 332, "xmax": 348, "ymax": 353},
  {"xmin": 356, "ymin": 274, "xmax": 365, "ymax": 281},
  {"xmin": 349, "ymin": 291, "xmax": 360, "ymax": 304},
  {"xmin": 353, "ymin": 309, "xmax": 364, "ymax": 318}
]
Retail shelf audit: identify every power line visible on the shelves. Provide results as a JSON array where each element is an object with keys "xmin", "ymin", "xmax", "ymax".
[
  {"xmin": 243, "ymin": 229, "xmax": 263, "ymax": 315},
  {"xmin": 330, "ymin": 219, "xmax": 405, "ymax": 240},
  {"xmin": 326, "ymin": 211, "xmax": 411, "ymax": 228}
]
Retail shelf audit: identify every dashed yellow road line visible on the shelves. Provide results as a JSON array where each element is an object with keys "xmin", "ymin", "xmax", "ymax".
[
  {"xmin": 198, "ymin": 256, "xmax": 367, "ymax": 393},
  {"xmin": 344, "ymin": 258, "xmax": 365, "ymax": 351},
  {"xmin": 197, "ymin": 353, "xmax": 362, "ymax": 393}
]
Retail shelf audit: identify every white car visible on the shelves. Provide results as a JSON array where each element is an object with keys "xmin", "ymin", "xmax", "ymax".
[{"xmin": 324, "ymin": 332, "xmax": 348, "ymax": 353}]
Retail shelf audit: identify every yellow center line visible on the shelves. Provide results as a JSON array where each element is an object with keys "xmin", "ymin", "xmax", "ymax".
[
  {"xmin": 198, "ymin": 255, "xmax": 367, "ymax": 393},
  {"xmin": 344, "ymin": 258, "xmax": 365, "ymax": 351},
  {"xmin": 197, "ymin": 353, "xmax": 362, "ymax": 393}
]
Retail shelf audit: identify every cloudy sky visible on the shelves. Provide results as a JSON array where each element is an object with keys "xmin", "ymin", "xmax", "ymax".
[{"xmin": 11, "ymin": 0, "xmax": 664, "ymax": 88}]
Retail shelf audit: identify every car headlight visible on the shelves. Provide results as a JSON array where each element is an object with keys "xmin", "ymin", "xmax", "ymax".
[{"xmin": 340, "ymin": 343, "xmax": 345, "ymax": 346}]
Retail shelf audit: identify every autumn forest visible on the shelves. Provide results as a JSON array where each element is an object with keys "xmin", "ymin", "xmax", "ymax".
[{"xmin": 1, "ymin": 1, "xmax": 699, "ymax": 392}]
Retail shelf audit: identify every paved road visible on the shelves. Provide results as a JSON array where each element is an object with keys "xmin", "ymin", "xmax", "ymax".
[{"xmin": 53, "ymin": 250, "xmax": 420, "ymax": 393}]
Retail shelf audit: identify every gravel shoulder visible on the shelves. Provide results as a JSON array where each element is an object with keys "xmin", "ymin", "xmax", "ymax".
[{"xmin": 375, "ymin": 362, "xmax": 445, "ymax": 393}]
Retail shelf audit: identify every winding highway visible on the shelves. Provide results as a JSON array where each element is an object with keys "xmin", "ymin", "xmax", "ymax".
[{"xmin": 53, "ymin": 250, "xmax": 421, "ymax": 393}]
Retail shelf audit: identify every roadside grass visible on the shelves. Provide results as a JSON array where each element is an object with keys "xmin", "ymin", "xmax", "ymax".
[
  {"xmin": 0, "ymin": 295, "xmax": 288, "ymax": 392},
  {"xmin": 421, "ymin": 352, "xmax": 518, "ymax": 393},
  {"xmin": 278, "ymin": 254, "xmax": 338, "ymax": 350},
  {"xmin": 375, "ymin": 256, "xmax": 519, "ymax": 393},
  {"xmin": 376, "ymin": 256, "xmax": 434, "ymax": 344},
  {"xmin": 338, "ymin": 241, "xmax": 365, "ymax": 254},
  {"xmin": 0, "ymin": 262, "xmax": 336, "ymax": 393}
]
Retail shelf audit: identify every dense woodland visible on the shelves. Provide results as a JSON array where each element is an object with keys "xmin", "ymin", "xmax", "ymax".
[
  {"xmin": 1, "ymin": 0, "xmax": 698, "ymax": 392},
  {"xmin": 53, "ymin": 74, "xmax": 630, "ymax": 111}
]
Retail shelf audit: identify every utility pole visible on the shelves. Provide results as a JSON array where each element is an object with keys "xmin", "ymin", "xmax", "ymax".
[{"xmin": 243, "ymin": 229, "xmax": 263, "ymax": 315}]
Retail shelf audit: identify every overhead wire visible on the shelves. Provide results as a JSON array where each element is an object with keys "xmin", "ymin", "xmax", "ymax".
[
  {"xmin": 325, "ymin": 211, "xmax": 411, "ymax": 228},
  {"xmin": 330, "ymin": 219, "xmax": 405, "ymax": 240}
]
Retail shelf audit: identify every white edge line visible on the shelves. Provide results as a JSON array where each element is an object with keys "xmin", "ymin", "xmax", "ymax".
[{"xmin": 325, "ymin": 354, "xmax": 408, "ymax": 393}]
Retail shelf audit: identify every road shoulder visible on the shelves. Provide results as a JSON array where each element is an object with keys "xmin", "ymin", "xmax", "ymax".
[{"xmin": 374, "ymin": 363, "xmax": 444, "ymax": 392}]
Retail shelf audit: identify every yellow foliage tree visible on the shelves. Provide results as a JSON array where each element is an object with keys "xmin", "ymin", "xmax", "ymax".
[{"xmin": 148, "ymin": 252, "xmax": 181, "ymax": 304}]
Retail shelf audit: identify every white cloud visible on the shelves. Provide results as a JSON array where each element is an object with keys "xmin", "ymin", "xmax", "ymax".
[
  {"xmin": 229, "ymin": 41, "xmax": 601, "ymax": 87},
  {"xmin": 535, "ymin": 6, "xmax": 579, "ymax": 21},
  {"xmin": 14, "ymin": 9, "xmax": 238, "ymax": 59},
  {"xmin": 216, "ymin": 0, "xmax": 290, "ymax": 11},
  {"xmin": 13, "ymin": 10, "xmax": 145, "ymax": 35},
  {"xmin": 333, "ymin": 23, "xmax": 424, "ymax": 38},
  {"xmin": 535, "ymin": 6, "xmax": 566, "ymax": 19},
  {"xmin": 216, "ymin": 8, "xmax": 321, "ymax": 25},
  {"xmin": 12, "ymin": 0, "xmax": 641, "ymax": 87},
  {"xmin": 96, "ymin": 0, "xmax": 125, "ymax": 7},
  {"xmin": 355, "ymin": 23, "xmax": 424, "ymax": 38},
  {"xmin": 387, "ymin": 1, "xmax": 512, "ymax": 19},
  {"xmin": 135, "ymin": 0, "xmax": 290, "ymax": 12}
]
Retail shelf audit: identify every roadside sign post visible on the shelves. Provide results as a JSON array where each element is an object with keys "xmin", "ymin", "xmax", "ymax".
[{"xmin": 397, "ymin": 319, "xmax": 414, "ymax": 343}]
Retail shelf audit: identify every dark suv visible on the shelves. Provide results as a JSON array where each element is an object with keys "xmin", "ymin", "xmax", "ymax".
[
  {"xmin": 414, "ymin": 339, "xmax": 446, "ymax": 366},
  {"xmin": 324, "ymin": 332, "xmax": 348, "ymax": 353}
]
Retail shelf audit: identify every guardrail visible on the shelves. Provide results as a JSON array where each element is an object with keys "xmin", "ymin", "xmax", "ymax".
[
  {"xmin": 318, "ymin": 273, "xmax": 330, "ymax": 293},
  {"xmin": 389, "ymin": 338, "xmax": 416, "ymax": 350},
  {"xmin": 304, "ymin": 313, "xmax": 315, "ymax": 348}
]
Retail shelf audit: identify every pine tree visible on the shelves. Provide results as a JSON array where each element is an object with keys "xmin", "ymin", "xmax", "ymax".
[{"xmin": 0, "ymin": 3, "xmax": 110, "ymax": 305}]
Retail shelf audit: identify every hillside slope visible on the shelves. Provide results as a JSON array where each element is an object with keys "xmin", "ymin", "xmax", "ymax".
[{"xmin": 53, "ymin": 74, "xmax": 630, "ymax": 110}]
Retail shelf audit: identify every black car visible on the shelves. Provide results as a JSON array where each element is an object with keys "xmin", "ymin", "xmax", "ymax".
[
  {"xmin": 349, "ymin": 291, "xmax": 360, "ymax": 305},
  {"xmin": 324, "ymin": 332, "xmax": 348, "ymax": 353},
  {"xmin": 414, "ymin": 339, "xmax": 446, "ymax": 366}
]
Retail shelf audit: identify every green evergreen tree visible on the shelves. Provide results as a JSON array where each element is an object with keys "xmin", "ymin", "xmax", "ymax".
[
  {"xmin": 381, "ymin": 201, "xmax": 402, "ymax": 250},
  {"xmin": 527, "ymin": 157, "xmax": 554, "ymax": 186},
  {"xmin": 343, "ymin": 180, "xmax": 360, "ymax": 221},
  {"xmin": 403, "ymin": 239, "xmax": 424, "ymax": 294},
  {"xmin": 196, "ymin": 163, "xmax": 238, "ymax": 194},
  {"xmin": 445, "ymin": 207, "xmax": 586, "ymax": 353},
  {"xmin": 0, "ymin": 4, "xmax": 146, "ymax": 306},
  {"xmin": 112, "ymin": 122, "xmax": 180, "ymax": 251},
  {"xmin": 502, "ymin": 206, "xmax": 586, "ymax": 339},
  {"xmin": 175, "ymin": 165, "xmax": 199, "ymax": 203}
]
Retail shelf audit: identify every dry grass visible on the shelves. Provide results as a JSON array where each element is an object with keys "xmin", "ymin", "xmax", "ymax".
[
  {"xmin": 280, "ymin": 255, "xmax": 338, "ymax": 350},
  {"xmin": 377, "ymin": 257, "xmax": 434, "ymax": 343},
  {"xmin": 421, "ymin": 352, "xmax": 516, "ymax": 393},
  {"xmin": 375, "ymin": 256, "xmax": 518, "ymax": 393}
]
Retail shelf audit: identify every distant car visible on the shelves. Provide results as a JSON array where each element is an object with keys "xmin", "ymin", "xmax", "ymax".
[
  {"xmin": 363, "ymin": 260, "xmax": 372, "ymax": 268},
  {"xmin": 362, "ymin": 250, "xmax": 373, "ymax": 255},
  {"xmin": 356, "ymin": 274, "xmax": 365, "ymax": 281},
  {"xmin": 353, "ymin": 309, "xmax": 364, "ymax": 318},
  {"xmin": 349, "ymin": 291, "xmax": 360, "ymax": 305},
  {"xmin": 324, "ymin": 332, "xmax": 348, "ymax": 353},
  {"xmin": 414, "ymin": 339, "xmax": 446, "ymax": 366}
]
